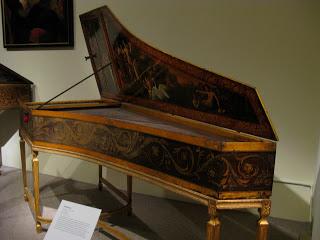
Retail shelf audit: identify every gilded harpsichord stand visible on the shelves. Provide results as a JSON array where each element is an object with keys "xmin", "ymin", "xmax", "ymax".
[
  {"xmin": 19, "ymin": 129, "xmax": 272, "ymax": 240},
  {"xmin": 19, "ymin": 5, "xmax": 277, "ymax": 240}
]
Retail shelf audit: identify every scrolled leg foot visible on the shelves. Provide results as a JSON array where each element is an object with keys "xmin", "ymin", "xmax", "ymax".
[
  {"xmin": 36, "ymin": 222, "xmax": 42, "ymax": 233},
  {"xmin": 207, "ymin": 217, "xmax": 220, "ymax": 240},
  {"xmin": 256, "ymin": 218, "xmax": 269, "ymax": 240},
  {"xmin": 23, "ymin": 193, "xmax": 28, "ymax": 202}
]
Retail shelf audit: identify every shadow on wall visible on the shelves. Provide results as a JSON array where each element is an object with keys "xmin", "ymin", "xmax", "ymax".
[
  {"xmin": 272, "ymin": 176, "xmax": 311, "ymax": 222},
  {"xmin": 0, "ymin": 109, "xmax": 20, "ymax": 147},
  {"xmin": 0, "ymin": 109, "xmax": 20, "ymax": 170}
]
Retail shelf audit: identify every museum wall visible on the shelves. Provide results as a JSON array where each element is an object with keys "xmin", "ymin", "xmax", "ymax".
[
  {"xmin": 311, "ymin": 135, "xmax": 320, "ymax": 239},
  {"xmin": 0, "ymin": 0, "xmax": 319, "ymax": 222}
]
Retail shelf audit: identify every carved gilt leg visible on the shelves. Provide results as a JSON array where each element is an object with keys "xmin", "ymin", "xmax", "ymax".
[
  {"xmin": 32, "ymin": 151, "xmax": 42, "ymax": 233},
  {"xmin": 20, "ymin": 137, "xmax": 28, "ymax": 201},
  {"xmin": 98, "ymin": 165, "xmax": 103, "ymax": 191},
  {"xmin": 256, "ymin": 200, "xmax": 271, "ymax": 240},
  {"xmin": 207, "ymin": 200, "xmax": 220, "ymax": 240},
  {"xmin": 127, "ymin": 175, "xmax": 133, "ymax": 216}
]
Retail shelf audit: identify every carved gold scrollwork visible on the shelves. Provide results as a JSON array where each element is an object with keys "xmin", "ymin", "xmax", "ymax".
[
  {"xmin": 195, "ymin": 152, "xmax": 270, "ymax": 190},
  {"xmin": 172, "ymin": 147, "xmax": 195, "ymax": 175},
  {"xmin": 31, "ymin": 116, "xmax": 275, "ymax": 191},
  {"xmin": 144, "ymin": 141, "xmax": 166, "ymax": 167},
  {"xmin": 114, "ymin": 130, "xmax": 140, "ymax": 154},
  {"xmin": 69, "ymin": 121, "xmax": 95, "ymax": 145},
  {"xmin": 237, "ymin": 154, "xmax": 260, "ymax": 179},
  {"xmin": 33, "ymin": 118, "xmax": 55, "ymax": 139},
  {"xmin": 220, "ymin": 154, "xmax": 262, "ymax": 188},
  {"xmin": 143, "ymin": 140, "xmax": 196, "ymax": 176}
]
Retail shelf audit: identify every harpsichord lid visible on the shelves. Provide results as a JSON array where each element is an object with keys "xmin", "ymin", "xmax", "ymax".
[
  {"xmin": 80, "ymin": 6, "xmax": 277, "ymax": 141},
  {"xmin": 0, "ymin": 63, "xmax": 33, "ymax": 84}
]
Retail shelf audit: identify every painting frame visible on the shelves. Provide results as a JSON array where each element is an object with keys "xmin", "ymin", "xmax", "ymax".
[{"xmin": 1, "ymin": 0, "xmax": 74, "ymax": 48}]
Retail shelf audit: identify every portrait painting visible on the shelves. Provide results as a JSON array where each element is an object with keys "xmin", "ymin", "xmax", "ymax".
[{"xmin": 1, "ymin": 0, "xmax": 73, "ymax": 48}]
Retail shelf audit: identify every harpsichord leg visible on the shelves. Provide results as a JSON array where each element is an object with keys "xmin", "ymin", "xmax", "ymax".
[
  {"xmin": 19, "ymin": 137, "xmax": 28, "ymax": 201},
  {"xmin": 127, "ymin": 175, "xmax": 133, "ymax": 216},
  {"xmin": 207, "ymin": 200, "xmax": 220, "ymax": 240},
  {"xmin": 98, "ymin": 165, "xmax": 103, "ymax": 191},
  {"xmin": 256, "ymin": 200, "xmax": 271, "ymax": 240},
  {"xmin": 32, "ymin": 151, "xmax": 42, "ymax": 233}
]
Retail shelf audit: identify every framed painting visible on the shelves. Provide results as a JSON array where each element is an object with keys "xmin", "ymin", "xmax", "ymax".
[{"xmin": 1, "ymin": 0, "xmax": 74, "ymax": 48}]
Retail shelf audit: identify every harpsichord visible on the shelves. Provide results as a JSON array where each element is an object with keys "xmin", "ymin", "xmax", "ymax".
[{"xmin": 19, "ymin": 6, "xmax": 277, "ymax": 240}]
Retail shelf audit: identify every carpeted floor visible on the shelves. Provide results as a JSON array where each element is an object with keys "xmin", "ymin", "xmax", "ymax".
[{"xmin": 0, "ymin": 166, "xmax": 311, "ymax": 240}]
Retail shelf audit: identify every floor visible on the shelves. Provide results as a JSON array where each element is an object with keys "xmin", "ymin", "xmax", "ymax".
[{"xmin": 0, "ymin": 166, "xmax": 311, "ymax": 240}]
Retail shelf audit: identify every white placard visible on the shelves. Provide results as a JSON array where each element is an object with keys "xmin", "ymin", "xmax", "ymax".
[{"xmin": 44, "ymin": 200, "xmax": 101, "ymax": 240}]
